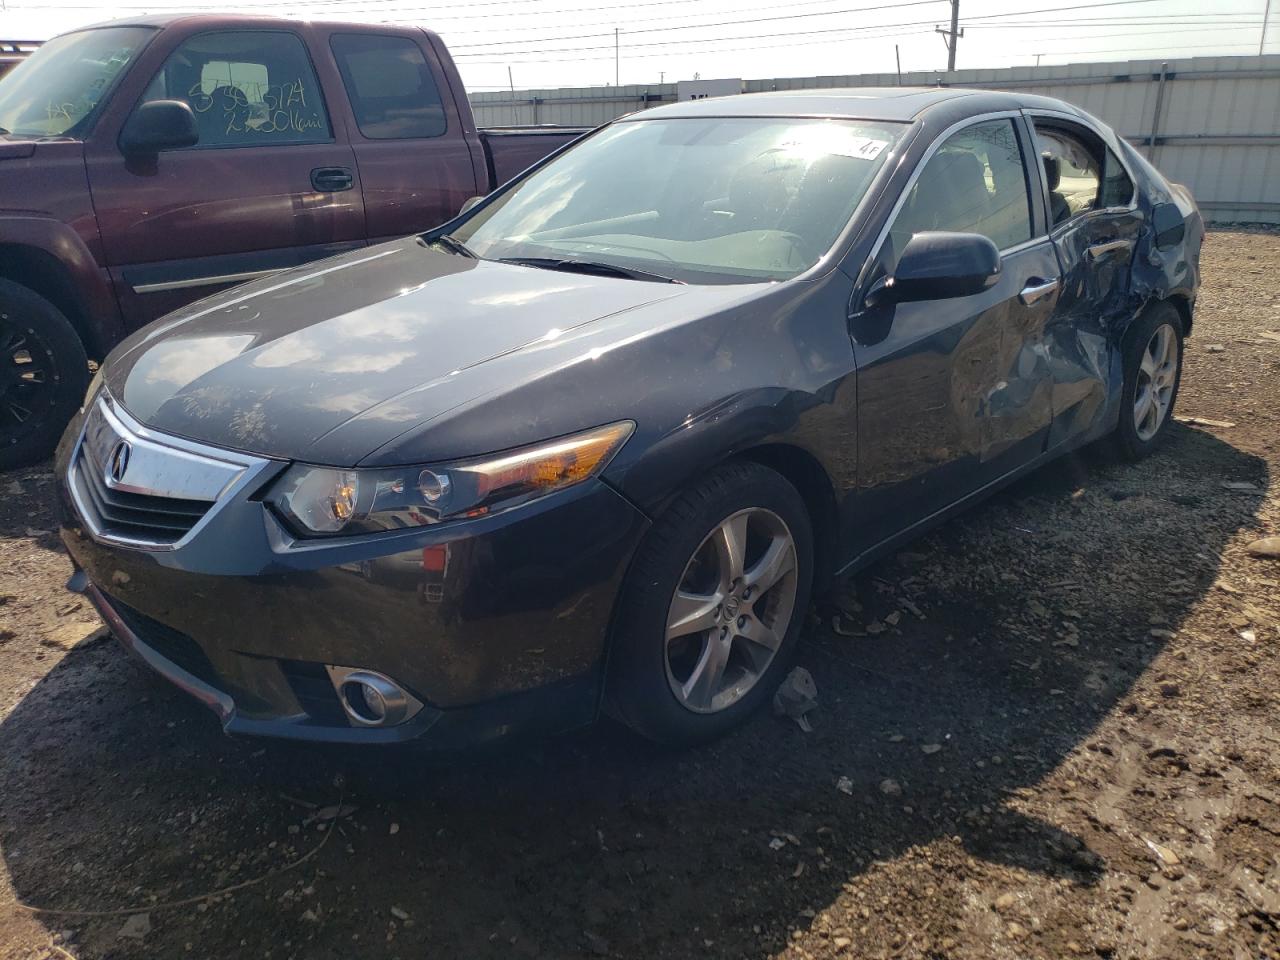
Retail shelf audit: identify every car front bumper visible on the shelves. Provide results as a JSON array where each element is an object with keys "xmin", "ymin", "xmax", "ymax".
[{"xmin": 54, "ymin": 400, "xmax": 650, "ymax": 746}]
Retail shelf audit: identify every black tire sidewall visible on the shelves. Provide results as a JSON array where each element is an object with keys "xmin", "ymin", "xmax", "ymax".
[
  {"xmin": 1111, "ymin": 301, "xmax": 1185, "ymax": 461},
  {"xmin": 0, "ymin": 279, "xmax": 89, "ymax": 470},
  {"xmin": 606, "ymin": 461, "xmax": 814, "ymax": 745}
]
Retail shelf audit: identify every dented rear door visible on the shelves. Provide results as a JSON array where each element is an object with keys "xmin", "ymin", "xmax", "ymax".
[{"xmin": 1031, "ymin": 117, "xmax": 1143, "ymax": 448}]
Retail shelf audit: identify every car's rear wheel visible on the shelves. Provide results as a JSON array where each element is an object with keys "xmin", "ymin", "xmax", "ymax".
[
  {"xmin": 606, "ymin": 461, "xmax": 813, "ymax": 745},
  {"xmin": 1105, "ymin": 300, "xmax": 1185, "ymax": 461},
  {"xmin": 0, "ymin": 279, "xmax": 89, "ymax": 470}
]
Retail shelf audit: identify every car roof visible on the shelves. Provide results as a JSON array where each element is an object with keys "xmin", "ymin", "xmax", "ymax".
[{"xmin": 633, "ymin": 87, "xmax": 1084, "ymax": 124}]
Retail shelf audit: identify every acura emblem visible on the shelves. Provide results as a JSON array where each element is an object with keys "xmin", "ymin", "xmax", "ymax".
[{"xmin": 107, "ymin": 439, "xmax": 131, "ymax": 484}]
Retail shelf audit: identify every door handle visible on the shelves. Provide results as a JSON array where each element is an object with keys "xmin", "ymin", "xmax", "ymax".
[
  {"xmin": 1086, "ymin": 238, "xmax": 1131, "ymax": 261},
  {"xmin": 1019, "ymin": 277, "xmax": 1060, "ymax": 306},
  {"xmin": 310, "ymin": 167, "xmax": 354, "ymax": 192}
]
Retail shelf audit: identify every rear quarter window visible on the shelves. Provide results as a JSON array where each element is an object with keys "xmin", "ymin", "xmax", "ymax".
[{"xmin": 330, "ymin": 34, "xmax": 446, "ymax": 140}]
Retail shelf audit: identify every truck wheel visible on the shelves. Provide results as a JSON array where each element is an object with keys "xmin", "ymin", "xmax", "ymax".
[
  {"xmin": 605, "ymin": 461, "xmax": 814, "ymax": 746},
  {"xmin": 0, "ymin": 279, "xmax": 89, "ymax": 470}
]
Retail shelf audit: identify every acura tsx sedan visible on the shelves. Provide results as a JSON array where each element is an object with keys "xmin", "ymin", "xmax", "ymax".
[{"xmin": 55, "ymin": 87, "xmax": 1201, "ymax": 748}]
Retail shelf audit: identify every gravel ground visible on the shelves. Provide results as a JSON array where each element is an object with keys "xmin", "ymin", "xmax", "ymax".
[{"xmin": 0, "ymin": 229, "xmax": 1277, "ymax": 960}]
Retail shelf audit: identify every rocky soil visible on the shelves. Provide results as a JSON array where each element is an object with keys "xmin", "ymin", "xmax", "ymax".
[{"xmin": 0, "ymin": 229, "xmax": 1278, "ymax": 960}]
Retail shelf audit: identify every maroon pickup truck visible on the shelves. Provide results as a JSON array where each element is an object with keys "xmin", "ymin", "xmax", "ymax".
[{"xmin": 0, "ymin": 15, "xmax": 585, "ymax": 467}]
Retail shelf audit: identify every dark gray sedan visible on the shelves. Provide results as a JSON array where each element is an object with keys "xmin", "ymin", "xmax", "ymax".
[{"xmin": 55, "ymin": 87, "xmax": 1201, "ymax": 748}]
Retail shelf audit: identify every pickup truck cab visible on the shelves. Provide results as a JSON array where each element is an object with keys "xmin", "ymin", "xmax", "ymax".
[{"xmin": 0, "ymin": 14, "xmax": 584, "ymax": 467}]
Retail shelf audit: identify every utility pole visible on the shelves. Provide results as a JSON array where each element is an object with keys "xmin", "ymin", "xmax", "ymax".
[
  {"xmin": 895, "ymin": 44, "xmax": 902, "ymax": 84},
  {"xmin": 615, "ymin": 28, "xmax": 619, "ymax": 86},
  {"xmin": 934, "ymin": 0, "xmax": 962, "ymax": 72},
  {"xmin": 1262, "ymin": 0, "xmax": 1273, "ymax": 55}
]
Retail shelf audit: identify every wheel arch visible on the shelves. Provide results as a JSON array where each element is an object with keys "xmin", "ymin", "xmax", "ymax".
[
  {"xmin": 0, "ymin": 243, "xmax": 106, "ymax": 359},
  {"xmin": 733, "ymin": 442, "xmax": 841, "ymax": 595}
]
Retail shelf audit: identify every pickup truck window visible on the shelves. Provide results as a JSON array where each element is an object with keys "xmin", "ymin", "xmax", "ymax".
[
  {"xmin": 454, "ymin": 116, "xmax": 906, "ymax": 284},
  {"xmin": 138, "ymin": 31, "xmax": 331, "ymax": 148},
  {"xmin": 330, "ymin": 34, "xmax": 446, "ymax": 140},
  {"xmin": 0, "ymin": 26, "xmax": 152, "ymax": 138}
]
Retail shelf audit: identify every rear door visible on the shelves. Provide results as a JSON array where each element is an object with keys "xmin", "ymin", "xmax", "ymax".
[
  {"xmin": 1028, "ymin": 114, "xmax": 1143, "ymax": 448},
  {"xmin": 86, "ymin": 26, "xmax": 366, "ymax": 326},
  {"xmin": 849, "ymin": 114, "xmax": 1060, "ymax": 551},
  {"xmin": 328, "ymin": 30, "xmax": 482, "ymax": 242}
]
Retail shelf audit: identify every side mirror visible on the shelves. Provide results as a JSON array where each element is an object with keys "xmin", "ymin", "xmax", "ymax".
[
  {"xmin": 120, "ymin": 100, "xmax": 199, "ymax": 156},
  {"xmin": 866, "ymin": 231, "xmax": 1001, "ymax": 307},
  {"xmin": 459, "ymin": 196, "xmax": 484, "ymax": 215},
  {"xmin": 1150, "ymin": 201, "xmax": 1185, "ymax": 250}
]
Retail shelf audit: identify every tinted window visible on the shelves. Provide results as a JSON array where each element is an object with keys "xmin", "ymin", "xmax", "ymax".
[
  {"xmin": 139, "ymin": 31, "xmax": 330, "ymax": 147},
  {"xmin": 1035, "ymin": 125, "xmax": 1101, "ymax": 226},
  {"xmin": 1100, "ymin": 148, "xmax": 1134, "ymax": 208},
  {"xmin": 331, "ymin": 34, "xmax": 446, "ymax": 139},
  {"xmin": 889, "ymin": 118, "xmax": 1032, "ymax": 255}
]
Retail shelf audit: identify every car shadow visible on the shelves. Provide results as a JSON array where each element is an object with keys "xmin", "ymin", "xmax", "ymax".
[{"xmin": 0, "ymin": 424, "xmax": 1268, "ymax": 959}]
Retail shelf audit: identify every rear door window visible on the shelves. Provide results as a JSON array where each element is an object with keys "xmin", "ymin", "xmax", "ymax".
[
  {"xmin": 1100, "ymin": 147, "xmax": 1134, "ymax": 208},
  {"xmin": 330, "ymin": 34, "xmax": 446, "ymax": 139},
  {"xmin": 138, "ymin": 30, "xmax": 331, "ymax": 148},
  {"xmin": 1034, "ymin": 125, "xmax": 1102, "ymax": 226}
]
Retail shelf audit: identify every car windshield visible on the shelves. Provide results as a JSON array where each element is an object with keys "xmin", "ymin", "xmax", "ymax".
[
  {"xmin": 0, "ymin": 26, "xmax": 153, "ymax": 138},
  {"xmin": 452, "ymin": 116, "xmax": 906, "ymax": 284}
]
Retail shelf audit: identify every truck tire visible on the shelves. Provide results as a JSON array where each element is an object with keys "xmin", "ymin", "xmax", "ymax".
[{"xmin": 0, "ymin": 279, "xmax": 89, "ymax": 470}]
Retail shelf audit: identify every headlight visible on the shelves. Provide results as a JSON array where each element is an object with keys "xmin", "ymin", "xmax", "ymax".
[{"xmin": 269, "ymin": 421, "xmax": 634, "ymax": 537}]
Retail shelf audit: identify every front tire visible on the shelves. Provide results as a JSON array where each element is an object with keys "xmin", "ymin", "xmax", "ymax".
[
  {"xmin": 0, "ymin": 279, "xmax": 89, "ymax": 470},
  {"xmin": 1105, "ymin": 300, "xmax": 1184, "ymax": 462},
  {"xmin": 606, "ymin": 461, "xmax": 814, "ymax": 746}
]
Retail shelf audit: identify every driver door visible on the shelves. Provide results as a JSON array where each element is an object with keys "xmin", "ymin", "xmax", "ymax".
[{"xmin": 849, "ymin": 115, "xmax": 1060, "ymax": 553}]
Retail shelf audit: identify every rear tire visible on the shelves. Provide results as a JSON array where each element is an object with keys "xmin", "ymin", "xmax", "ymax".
[
  {"xmin": 606, "ymin": 461, "xmax": 814, "ymax": 746},
  {"xmin": 1104, "ymin": 300, "xmax": 1184, "ymax": 462},
  {"xmin": 0, "ymin": 279, "xmax": 89, "ymax": 470}
]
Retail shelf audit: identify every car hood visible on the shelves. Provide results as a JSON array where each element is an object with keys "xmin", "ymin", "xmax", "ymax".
[{"xmin": 105, "ymin": 238, "xmax": 714, "ymax": 464}]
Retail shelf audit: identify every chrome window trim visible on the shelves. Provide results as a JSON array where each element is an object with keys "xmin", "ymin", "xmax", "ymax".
[
  {"xmin": 853, "ymin": 110, "xmax": 1048, "ymax": 305},
  {"xmin": 67, "ymin": 391, "xmax": 278, "ymax": 553},
  {"xmin": 1023, "ymin": 107, "xmax": 1140, "ymax": 225}
]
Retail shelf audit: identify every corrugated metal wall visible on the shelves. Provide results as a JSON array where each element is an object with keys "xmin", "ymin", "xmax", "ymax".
[{"xmin": 470, "ymin": 55, "xmax": 1280, "ymax": 223}]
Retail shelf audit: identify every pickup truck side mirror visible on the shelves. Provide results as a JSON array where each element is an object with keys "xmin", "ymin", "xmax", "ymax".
[
  {"xmin": 866, "ymin": 231, "xmax": 1002, "ymax": 308},
  {"xmin": 120, "ymin": 100, "xmax": 199, "ymax": 156},
  {"xmin": 1150, "ymin": 201, "xmax": 1186, "ymax": 250}
]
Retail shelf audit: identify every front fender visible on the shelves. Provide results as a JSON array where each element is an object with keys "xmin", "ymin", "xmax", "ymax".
[{"xmin": 0, "ymin": 216, "xmax": 124, "ymax": 354}]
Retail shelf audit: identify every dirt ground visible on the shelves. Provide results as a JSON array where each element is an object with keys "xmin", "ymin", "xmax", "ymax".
[{"xmin": 0, "ymin": 229, "xmax": 1278, "ymax": 960}]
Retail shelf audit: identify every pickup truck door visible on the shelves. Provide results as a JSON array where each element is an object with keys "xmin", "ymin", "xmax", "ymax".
[
  {"xmin": 327, "ymin": 30, "xmax": 483, "ymax": 243},
  {"xmin": 85, "ymin": 25, "xmax": 367, "ymax": 327}
]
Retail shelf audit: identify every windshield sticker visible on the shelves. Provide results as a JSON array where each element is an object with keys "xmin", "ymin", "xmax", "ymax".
[{"xmin": 778, "ymin": 130, "xmax": 889, "ymax": 162}]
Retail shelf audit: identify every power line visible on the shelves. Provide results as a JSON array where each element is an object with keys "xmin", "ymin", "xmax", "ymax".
[
  {"xmin": 458, "ymin": 23, "xmax": 1266, "ymax": 65},
  {"xmin": 444, "ymin": 0, "xmax": 1186, "ymax": 55}
]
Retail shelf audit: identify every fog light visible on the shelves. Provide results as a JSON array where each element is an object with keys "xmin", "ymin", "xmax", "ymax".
[{"xmin": 324, "ymin": 666, "xmax": 424, "ymax": 728}]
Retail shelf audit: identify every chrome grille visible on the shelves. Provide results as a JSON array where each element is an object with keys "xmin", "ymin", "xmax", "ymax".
[
  {"xmin": 67, "ymin": 395, "xmax": 272, "ymax": 550},
  {"xmin": 71, "ymin": 453, "xmax": 210, "ymax": 541}
]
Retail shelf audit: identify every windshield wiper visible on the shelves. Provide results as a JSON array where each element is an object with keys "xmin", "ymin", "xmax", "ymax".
[
  {"xmin": 423, "ymin": 234, "xmax": 477, "ymax": 258},
  {"xmin": 498, "ymin": 257, "xmax": 684, "ymax": 284}
]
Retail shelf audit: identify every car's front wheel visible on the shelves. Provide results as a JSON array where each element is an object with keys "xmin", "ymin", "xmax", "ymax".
[{"xmin": 606, "ymin": 461, "xmax": 814, "ymax": 745}]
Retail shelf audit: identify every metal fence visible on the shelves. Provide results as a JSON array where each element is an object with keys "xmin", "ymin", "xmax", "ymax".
[{"xmin": 470, "ymin": 54, "xmax": 1280, "ymax": 224}]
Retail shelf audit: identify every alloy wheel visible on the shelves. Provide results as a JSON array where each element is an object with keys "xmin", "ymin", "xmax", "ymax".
[
  {"xmin": 1134, "ymin": 322, "xmax": 1178, "ymax": 442},
  {"xmin": 664, "ymin": 507, "xmax": 798, "ymax": 714}
]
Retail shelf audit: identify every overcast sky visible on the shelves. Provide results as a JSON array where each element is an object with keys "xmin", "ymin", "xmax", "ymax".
[{"xmin": 0, "ymin": 0, "xmax": 1271, "ymax": 91}]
